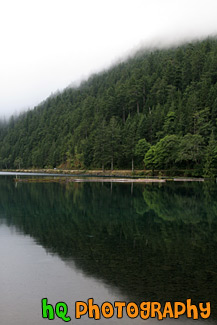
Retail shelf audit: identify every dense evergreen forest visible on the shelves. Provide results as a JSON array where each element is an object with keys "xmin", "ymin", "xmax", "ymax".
[{"xmin": 1, "ymin": 37, "xmax": 217, "ymax": 176}]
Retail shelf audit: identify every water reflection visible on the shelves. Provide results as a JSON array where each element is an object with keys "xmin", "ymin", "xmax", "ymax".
[{"xmin": 0, "ymin": 177, "xmax": 217, "ymax": 323}]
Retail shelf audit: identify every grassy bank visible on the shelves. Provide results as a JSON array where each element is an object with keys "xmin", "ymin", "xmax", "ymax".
[{"xmin": 3, "ymin": 168, "xmax": 205, "ymax": 183}]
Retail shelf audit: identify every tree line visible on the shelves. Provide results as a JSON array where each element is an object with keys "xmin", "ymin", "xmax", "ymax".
[{"xmin": 1, "ymin": 37, "xmax": 217, "ymax": 176}]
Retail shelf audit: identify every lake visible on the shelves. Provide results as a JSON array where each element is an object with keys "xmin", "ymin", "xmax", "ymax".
[{"xmin": 0, "ymin": 175, "xmax": 216, "ymax": 324}]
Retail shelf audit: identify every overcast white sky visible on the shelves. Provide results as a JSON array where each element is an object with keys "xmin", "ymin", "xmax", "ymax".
[{"xmin": 0, "ymin": 0, "xmax": 217, "ymax": 118}]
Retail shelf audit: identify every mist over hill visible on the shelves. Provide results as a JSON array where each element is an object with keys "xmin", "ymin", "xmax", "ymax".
[{"xmin": 1, "ymin": 37, "xmax": 217, "ymax": 176}]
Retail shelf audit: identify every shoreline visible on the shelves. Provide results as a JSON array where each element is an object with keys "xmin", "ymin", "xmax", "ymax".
[{"xmin": 0, "ymin": 169, "xmax": 206, "ymax": 182}]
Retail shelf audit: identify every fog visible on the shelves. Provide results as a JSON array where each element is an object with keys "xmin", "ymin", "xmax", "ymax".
[{"xmin": 0, "ymin": 0, "xmax": 217, "ymax": 118}]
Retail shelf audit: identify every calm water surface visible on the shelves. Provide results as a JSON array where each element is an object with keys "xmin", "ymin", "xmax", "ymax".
[{"xmin": 0, "ymin": 176, "xmax": 216, "ymax": 324}]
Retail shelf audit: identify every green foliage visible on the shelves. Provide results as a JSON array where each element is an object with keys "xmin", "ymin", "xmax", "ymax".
[
  {"xmin": 14, "ymin": 157, "xmax": 23, "ymax": 169},
  {"xmin": 144, "ymin": 135, "xmax": 180, "ymax": 170},
  {"xmin": 93, "ymin": 120, "xmax": 110, "ymax": 171},
  {"xmin": 176, "ymin": 134, "xmax": 205, "ymax": 168},
  {"xmin": 1, "ymin": 37, "xmax": 217, "ymax": 175},
  {"xmin": 123, "ymin": 115, "xmax": 139, "ymax": 171},
  {"xmin": 203, "ymin": 131, "xmax": 217, "ymax": 177},
  {"xmin": 107, "ymin": 116, "xmax": 121, "ymax": 170},
  {"xmin": 154, "ymin": 135, "xmax": 180, "ymax": 169},
  {"xmin": 135, "ymin": 138, "xmax": 150, "ymax": 167},
  {"xmin": 163, "ymin": 111, "xmax": 176, "ymax": 135},
  {"xmin": 144, "ymin": 146, "xmax": 156, "ymax": 171}
]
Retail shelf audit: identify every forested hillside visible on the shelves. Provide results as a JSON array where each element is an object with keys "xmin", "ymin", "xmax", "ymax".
[{"xmin": 1, "ymin": 38, "xmax": 217, "ymax": 176}]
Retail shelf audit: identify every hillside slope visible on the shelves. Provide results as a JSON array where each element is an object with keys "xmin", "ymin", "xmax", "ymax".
[{"xmin": 1, "ymin": 38, "xmax": 217, "ymax": 176}]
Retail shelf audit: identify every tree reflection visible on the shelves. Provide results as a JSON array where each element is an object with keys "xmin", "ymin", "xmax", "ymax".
[{"xmin": 0, "ymin": 177, "xmax": 217, "ymax": 319}]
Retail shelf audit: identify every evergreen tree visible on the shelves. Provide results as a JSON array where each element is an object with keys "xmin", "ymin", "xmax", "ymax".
[
  {"xmin": 203, "ymin": 131, "xmax": 217, "ymax": 177},
  {"xmin": 0, "ymin": 37, "xmax": 217, "ymax": 176}
]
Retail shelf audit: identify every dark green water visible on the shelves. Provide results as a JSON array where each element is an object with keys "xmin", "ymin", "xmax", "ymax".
[{"xmin": 0, "ymin": 176, "xmax": 216, "ymax": 324}]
